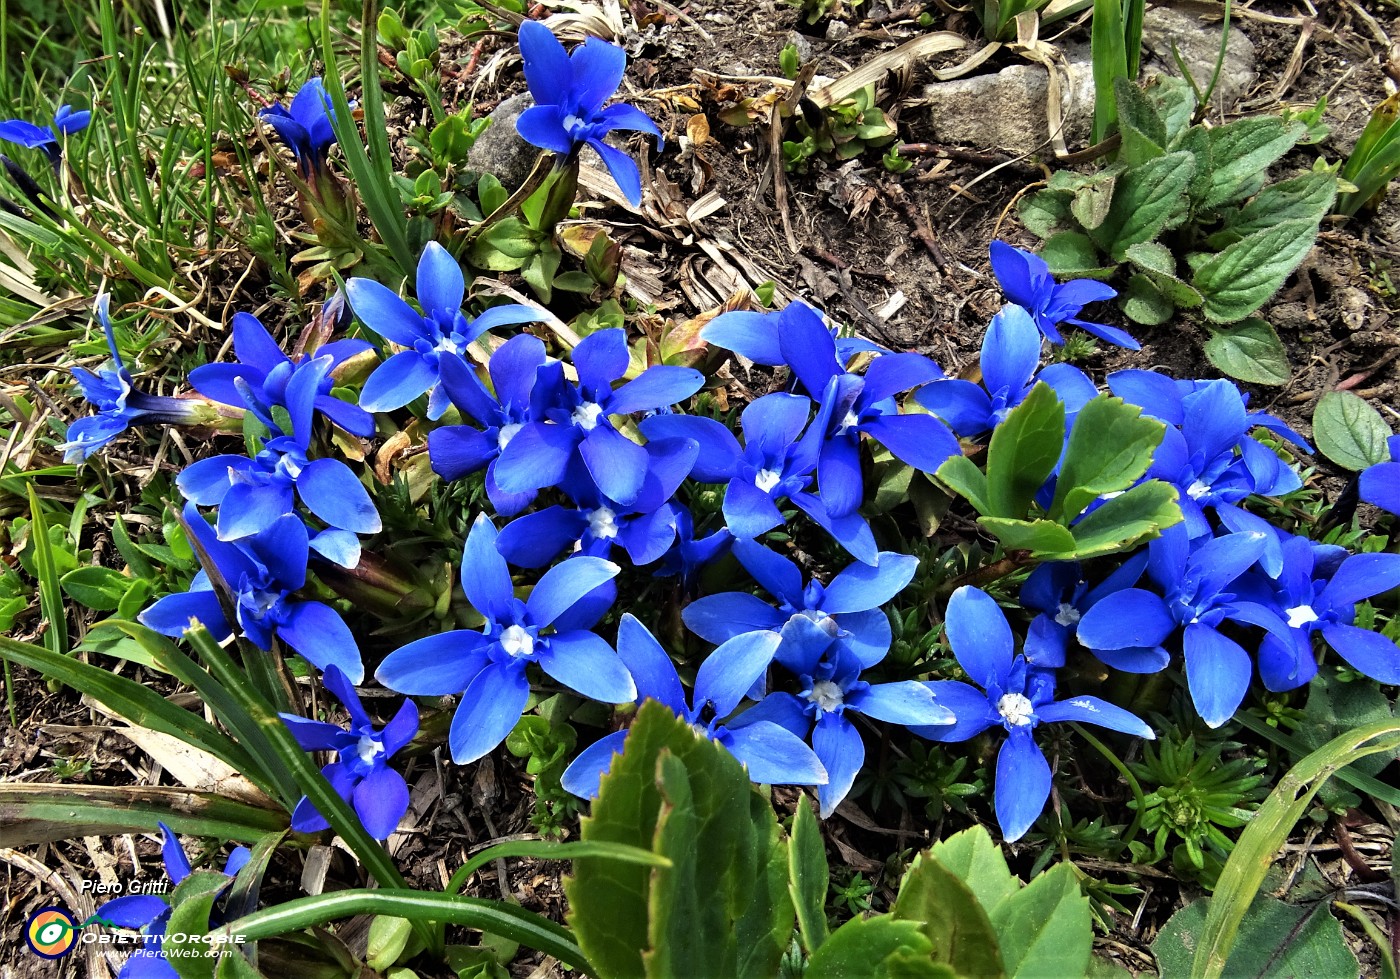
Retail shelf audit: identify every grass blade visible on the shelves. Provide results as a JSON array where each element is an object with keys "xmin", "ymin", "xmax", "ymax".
[
  {"xmin": 26, "ymin": 483, "xmax": 68, "ymax": 659},
  {"xmin": 0, "ymin": 784, "xmax": 286, "ymax": 846}
]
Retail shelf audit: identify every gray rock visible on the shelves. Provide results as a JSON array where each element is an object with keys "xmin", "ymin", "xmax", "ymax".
[
  {"xmin": 922, "ymin": 7, "xmax": 1257, "ymax": 155},
  {"xmin": 825, "ymin": 20, "xmax": 849, "ymax": 41},
  {"xmin": 466, "ymin": 93, "xmax": 541, "ymax": 189},
  {"xmin": 786, "ymin": 30, "xmax": 815, "ymax": 65}
]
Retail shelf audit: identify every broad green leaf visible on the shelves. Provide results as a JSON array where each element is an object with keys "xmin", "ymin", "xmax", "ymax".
[
  {"xmin": 1208, "ymin": 169, "xmax": 1337, "ymax": 248},
  {"xmin": 1051, "ymin": 395, "xmax": 1164, "ymax": 522},
  {"xmin": 214, "ymin": 950, "xmax": 265, "ymax": 979},
  {"xmin": 368, "ymin": 917, "xmax": 415, "ymax": 972},
  {"xmin": 60, "ymin": 565, "xmax": 133, "ymax": 611},
  {"xmin": 935, "ymin": 454, "xmax": 991, "ymax": 516},
  {"xmin": 1038, "ymin": 230, "xmax": 1109, "ymax": 277},
  {"xmin": 468, "ymin": 218, "xmax": 541, "ymax": 271},
  {"xmin": 926, "ymin": 826, "xmax": 1020, "ymax": 912},
  {"xmin": 987, "ymin": 863, "xmax": 1092, "ymax": 979},
  {"xmin": 806, "ymin": 916, "xmax": 942, "ymax": 979},
  {"xmin": 1205, "ymin": 117, "xmax": 1306, "ymax": 208},
  {"xmin": 1122, "ymin": 241, "xmax": 1174, "ymax": 276},
  {"xmin": 1093, "ymin": 152, "xmax": 1195, "ymax": 260},
  {"xmin": 1114, "ymin": 77, "xmax": 1166, "ymax": 167},
  {"xmin": 1204, "ymin": 319, "xmax": 1291, "ymax": 386},
  {"xmin": 1312, "ymin": 391, "xmax": 1393, "ymax": 471},
  {"xmin": 168, "ymin": 870, "xmax": 230, "ymax": 979},
  {"xmin": 1193, "ymin": 219, "xmax": 1318, "ymax": 323},
  {"xmin": 1088, "ymin": 956, "xmax": 1135, "ymax": 978},
  {"xmin": 1175, "ymin": 126, "xmax": 1215, "ymax": 211},
  {"xmin": 894, "ymin": 852, "xmax": 1007, "ymax": 977},
  {"xmin": 1119, "ymin": 274, "xmax": 1176, "ymax": 325},
  {"xmin": 0, "ymin": 783, "xmax": 286, "ymax": 846},
  {"xmin": 1071, "ymin": 173, "xmax": 1119, "ymax": 231},
  {"xmin": 979, "ymin": 517, "xmax": 1077, "ymax": 556},
  {"xmin": 1155, "ymin": 896, "xmax": 1358, "ymax": 979},
  {"xmin": 985, "ymin": 382, "xmax": 1065, "ymax": 519},
  {"xmin": 1151, "ymin": 76, "xmax": 1197, "ymax": 143},
  {"xmin": 789, "ymin": 802, "xmax": 830, "ymax": 953},
  {"xmin": 1192, "ymin": 720, "xmax": 1400, "ymax": 978},
  {"xmin": 1018, "ymin": 189, "xmax": 1074, "ymax": 239},
  {"xmin": 1068, "ymin": 480, "xmax": 1182, "ymax": 560}
]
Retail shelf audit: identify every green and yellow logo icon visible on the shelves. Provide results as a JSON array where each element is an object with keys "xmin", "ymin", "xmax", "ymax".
[{"xmin": 24, "ymin": 906, "xmax": 114, "ymax": 959}]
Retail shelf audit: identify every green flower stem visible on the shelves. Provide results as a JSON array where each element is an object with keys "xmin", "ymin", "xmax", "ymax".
[
  {"xmin": 461, "ymin": 152, "xmax": 557, "ymax": 247},
  {"xmin": 1068, "ymin": 721, "xmax": 1146, "ymax": 855}
]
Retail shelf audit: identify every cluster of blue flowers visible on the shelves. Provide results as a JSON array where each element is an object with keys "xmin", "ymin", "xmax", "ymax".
[{"xmin": 56, "ymin": 21, "xmax": 1400, "ymax": 859}]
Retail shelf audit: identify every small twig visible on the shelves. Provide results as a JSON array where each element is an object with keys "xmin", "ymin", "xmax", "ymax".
[
  {"xmin": 882, "ymin": 181, "xmax": 948, "ymax": 269},
  {"xmin": 1334, "ymin": 819, "xmax": 1387, "ymax": 883}
]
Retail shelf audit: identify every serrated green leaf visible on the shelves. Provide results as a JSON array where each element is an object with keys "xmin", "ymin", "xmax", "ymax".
[
  {"xmin": 789, "ymin": 802, "xmax": 830, "ymax": 953},
  {"xmin": 1312, "ymin": 390, "xmax": 1393, "ymax": 471},
  {"xmin": 1050, "ymin": 395, "xmax": 1164, "ymax": 522},
  {"xmin": 1193, "ymin": 219, "xmax": 1318, "ymax": 323},
  {"xmin": 806, "ymin": 916, "xmax": 939, "ymax": 979},
  {"xmin": 1067, "ymin": 480, "xmax": 1182, "ymax": 560},
  {"xmin": 1156, "ymin": 896, "xmax": 1358, "ymax": 979},
  {"xmin": 987, "ymin": 863, "xmax": 1092, "ymax": 979},
  {"xmin": 927, "ymin": 826, "xmax": 1020, "ymax": 912},
  {"xmin": 1209, "ymin": 169, "xmax": 1337, "ymax": 249},
  {"xmin": 1019, "ymin": 190, "xmax": 1074, "ymax": 239},
  {"xmin": 1204, "ymin": 319, "xmax": 1291, "ymax": 386},
  {"xmin": 985, "ymin": 382, "xmax": 1065, "ymax": 519},
  {"xmin": 894, "ymin": 852, "xmax": 1007, "ymax": 978},
  {"xmin": 1205, "ymin": 118, "xmax": 1306, "ymax": 208},
  {"xmin": 935, "ymin": 454, "xmax": 991, "ymax": 516},
  {"xmin": 979, "ymin": 517, "xmax": 1078, "ymax": 556},
  {"xmin": 1093, "ymin": 152, "xmax": 1196, "ymax": 260}
]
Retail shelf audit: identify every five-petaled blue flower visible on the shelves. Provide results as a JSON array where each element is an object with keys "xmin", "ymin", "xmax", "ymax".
[
  {"xmin": 96, "ymin": 822, "xmax": 250, "ymax": 979},
  {"xmin": 914, "ymin": 586, "xmax": 1154, "ymax": 842},
  {"xmin": 701, "ymin": 299, "xmax": 885, "ymax": 369},
  {"xmin": 259, "ymin": 78, "xmax": 346, "ymax": 180},
  {"xmin": 514, "ymin": 21, "xmax": 662, "ymax": 206},
  {"xmin": 141, "ymin": 505, "xmax": 366, "ymax": 682},
  {"xmin": 376, "ymin": 513, "xmax": 637, "ymax": 764},
  {"xmin": 0, "ymin": 103, "xmax": 90, "ymax": 163},
  {"xmin": 989, "ymin": 241, "xmax": 1134, "ymax": 349},
  {"xmin": 190, "ymin": 311, "xmax": 375, "ymax": 437},
  {"xmin": 1018, "ymin": 554, "xmax": 1148, "ymax": 668},
  {"xmin": 346, "ymin": 241, "xmax": 544, "ymax": 419},
  {"xmin": 279, "ymin": 665, "xmax": 419, "ymax": 839},
  {"xmin": 560, "ymin": 613, "xmax": 827, "ymax": 798},
  {"xmin": 915, "ymin": 304, "xmax": 1097, "ymax": 438},
  {"xmin": 60, "ymin": 295, "xmax": 218, "ymax": 463}
]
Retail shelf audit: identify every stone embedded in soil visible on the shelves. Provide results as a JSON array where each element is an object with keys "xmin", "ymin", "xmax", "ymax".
[
  {"xmin": 922, "ymin": 7, "xmax": 1257, "ymax": 155},
  {"xmin": 466, "ymin": 93, "xmax": 539, "ymax": 189}
]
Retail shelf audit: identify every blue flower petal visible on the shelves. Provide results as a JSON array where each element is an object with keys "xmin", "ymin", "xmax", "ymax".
[
  {"xmin": 817, "ymin": 431, "xmax": 863, "ymax": 518},
  {"xmin": 682, "ymin": 591, "xmax": 785, "ymax": 645},
  {"xmin": 460, "ymin": 513, "xmax": 515, "ymax": 620},
  {"xmin": 994, "ymin": 726, "xmax": 1051, "ymax": 842},
  {"xmin": 296, "ymin": 459, "xmax": 381, "ymax": 535},
  {"xmin": 517, "ymin": 22, "xmax": 572, "ymax": 105},
  {"xmin": 776, "ymin": 301, "xmax": 840, "ymax": 398},
  {"xmin": 279, "ymin": 714, "xmax": 351, "ymax": 751},
  {"xmin": 945, "ymin": 586, "xmax": 1015, "ymax": 689},
  {"xmin": 914, "ymin": 379, "xmax": 993, "ymax": 436},
  {"xmin": 835, "ymin": 608, "xmax": 892, "ymax": 667},
  {"xmin": 1037, "ymin": 695, "xmax": 1155, "ymax": 738},
  {"xmin": 861, "ymin": 352, "xmax": 943, "ymax": 402},
  {"xmin": 813, "ymin": 712, "xmax": 864, "ymax": 817},
  {"xmin": 345, "ymin": 277, "xmax": 430, "ymax": 347},
  {"xmin": 376, "ymin": 631, "xmax": 491, "ymax": 696},
  {"xmin": 732, "ymin": 539, "xmax": 805, "ymax": 606},
  {"xmin": 515, "ymin": 103, "xmax": 575, "ymax": 154},
  {"xmin": 570, "ymin": 35, "xmax": 628, "ymax": 113},
  {"xmin": 608, "ymin": 365, "xmax": 704, "ymax": 415},
  {"xmin": 526, "ymin": 554, "xmax": 620, "ymax": 626},
  {"xmin": 561, "ymin": 729, "xmax": 631, "ymax": 799},
  {"xmin": 574, "ymin": 329, "xmax": 628, "ymax": 394},
  {"xmin": 701, "ymin": 311, "xmax": 784, "ymax": 365},
  {"xmin": 580, "ymin": 424, "xmax": 649, "ymax": 505},
  {"xmin": 97, "ymin": 894, "xmax": 169, "ymax": 929},
  {"xmin": 694, "ymin": 630, "xmax": 782, "ymax": 718},
  {"xmin": 981, "ymin": 305, "xmax": 1041, "ymax": 398},
  {"xmin": 596, "ymin": 101, "xmax": 663, "ymax": 140},
  {"xmin": 216, "ymin": 481, "xmax": 293, "ymax": 541},
  {"xmin": 175, "ymin": 454, "xmax": 249, "ymax": 506},
  {"xmin": 722, "ymin": 476, "xmax": 785, "ymax": 539},
  {"xmin": 1076, "ymin": 588, "xmax": 1175, "ymax": 650},
  {"xmin": 159, "ymin": 823, "xmax": 193, "ymax": 884},
  {"xmin": 450, "ymin": 661, "xmax": 532, "ymax": 764},
  {"xmin": 1360, "ymin": 461, "xmax": 1400, "ymax": 515},
  {"xmin": 495, "ymin": 506, "xmax": 586, "ymax": 567},
  {"xmin": 231, "ymin": 312, "xmax": 288, "ymax": 373},
  {"xmin": 1183, "ymin": 622, "xmax": 1252, "ymax": 728},
  {"xmin": 1091, "ymin": 645, "xmax": 1170, "ymax": 673},
  {"xmin": 822, "ymin": 552, "xmax": 918, "ymax": 614},
  {"xmin": 314, "ymin": 394, "xmax": 376, "ymax": 438},
  {"xmin": 359, "ymin": 350, "xmax": 438, "ymax": 413},
  {"xmin": 353, "ymin": 765, "xmax": 410, "ymax": 839},
  {"xmin": 1321, "ymin": 553, "xmax": 1400, "ymax": 608},
  {"xmin": 493, "ymin": 422, "xmax": 580, "ymax": 493},
  {"xmin": 1321, "ymin": 623, "xmax": 1400, "ymax": 685},
  {"xmin": 638, "ymin": 414, "xmax": 741, "ymax": 480},
  {"xmin": 726, "ymin": 721, "xmax": 828, "ymax": 786},
  {"xmin": 539, "ymin": 630, "xmax": 635, "ymax": 702},
  {"xmin": 139, "ymin": 588, "xmax": 231, "ymax": 641},
  {"xmin": 910, "ymin": 681, "xmax": 996, "ymax": 741},
  {"xmin": 279, "ymin": 601, "xmax": 365, "ymax": 683},
  {"xmin": 415, "ymin": 241, "xmax": 464, "ymax": 324},
  {"xmin": 614, "ymin": 614, "xmax": 687, "ymax": 712},
  {"xmin": 587, "ymin": 136, "xmax": 644, "ymax": 206},
  {"xmin": 849, "ymin": 681, "xmax": 954, "ymax": 727}
]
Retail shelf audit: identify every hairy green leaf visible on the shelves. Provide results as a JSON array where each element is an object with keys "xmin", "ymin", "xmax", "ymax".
[
  {"xmin": 1203, "ymin": 319, "xmax": 1291, "ymax": 386},
  {"xmin": 1209, "ymin": 169, "xmax": 1337, "ymax": 248},
  {"xmin": 1194, "ymin": 219, "xmax": 1318, "ymax": 323},
  {"xmin": 1205, "ymin": 117, "xmax": 1306, "ymax": 208},
  {"xmin": 1156, "ymin": 896, "xmax": 1358, "ymax": 979},
  {"xmin": 1094, "ymin": 152, "xmax": 1196, "ymax": 260},
  {"xmin": 1312, "ymin": 390, "xmax": 1393, "ymax": 471}
]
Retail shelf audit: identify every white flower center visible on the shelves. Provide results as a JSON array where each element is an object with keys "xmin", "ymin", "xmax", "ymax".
[
  {"xmin": 587, "ymin": 506, "xmax": 619, "ymax": 539},
  {"xmin": 1286, "ymin": 604, "xmax": 1319, "ymax": 629},
  {"xmin": 355, "ymin": 735, "xmax": 385, "ymax": 765},
  {"xmin": 997, "ymin": 693, "xmax": 1035, "ymax": 726},
  {"xmin": 1053, "ymin": 603, "xmax": 1081, "ymax": 627},
  {"xmin": 792, "ymin": 608, "xmax": 840, "ymax": 637},
  {"xmin": 839, "ymin": 410, "xmax": 861, "ymax": 433},
  {"xmin": 572, "ymin": 401, "xmax": 605, "ymax": 431},
  {"xmin": 497, "ymin": 422, "xmax": 522, "ymax": 450},
  {"xmin": 500, "ymin": 624, "xmax": 534, "ymax": 658},
  {"xmin": 807, "ymin": 680, "xmax": 844, "ymax": 713},
  {"xmin": 1186, "ymin": 479, "xmax": 1211, "ymax": 500},
  {"xmin": 436, "ymin": 336, "xmax": 461, "ymax": 356},
  {"xmin": 754, "ymin": 468, "xmax": 782, "ymax": 493}
]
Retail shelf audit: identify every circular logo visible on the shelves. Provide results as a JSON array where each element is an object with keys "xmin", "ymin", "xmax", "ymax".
[{"xmin": 26, "ymin": 906, "xmax": 79, "ymax": 959}]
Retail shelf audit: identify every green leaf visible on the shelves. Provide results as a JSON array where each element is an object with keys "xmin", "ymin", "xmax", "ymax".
[
  {"xmin": 927, "ymin": 826, "xmax": 1019, "ymax": 912},
  {"xmin": 1208, "ymin": 169, "xmax": 1337, "ymax": 248},
  {"xmin": 985, "ymin": 382, "xmax": 1066, "ymax": 519},
  {"xmin": 27, "ymin": 484, "xmax": 67, "ymax": 658},
  {"xmin": 1122, "ymin": 241, "xmax": 1174, "ymax": 276},
  {"xmin": 1038, "ymin": 230, "xmax": 1109, "ymax": 277},
  {"xmin": 1119, "ymin": 274, "xmax": 1177, "ymax": 325},
  {"xmin": 1155, "ymin": 896, "xmax": 1358, "ymax": 979},
  {"xmin": 1295, "ymin": 669, "xmax": 1398, "ymax": 807},
  {"xmin": 368, "ymin": 917, "xmax": 415, "ymax": 972},
  {"xmin": 168, "ymin": 870, "xmax": 231, "ymax": 979},
  {"xmin": 789, "ymin": 802, "xmax": 830, "ymax": 953},
  {"xmin": 60, "ymin": 565, "xmax": 133, "ymax": 610},
  {"xmin": 979, "ymin": 517, "xmax": 1077, "ymax": 556},
  {"xmin": 468, "ymin": 217, "xmax": 541, "ymax": 271},
  {"xmin": 1050, "ymin": 395, "xmax": 1165, "ymax": 523},
  {"xmin": 806, "ymin": 916, "xmax": 941, "ymax": 979},
  {"xmin": 1018, "ymin": 190, "xmax": 1074, "ymax": 239},
  {"xmin": 1204, "ymin": 117, "xmax": 1306, "ymax": 208},
  {"xmin": 893, "ymin": 852, "xmax": 1007, "ymax": 978},
  {"xmin": 935, "ymin": 454, "xmax": 991, "ymax": 516},
  {"xmin": 1068, "ymin": 480, "xmax": 1182, "ymax": 560},
  {"xmin": 988, "ymin": 863, "xmax": 1092, "ymax": 979},
  {"xmin": 1193, "ymin": 219, "xmax": 1319, "ymax": 324},
  {"xmin": 1093, "ymin": 152, "xmax": 1196, "ymax": 260},
  {"xmin": 1114, "ymin": 77, "xmax": 1166, "ymax": 167},
  {"xmin": 1204, "ymin": 319, "xmax": 1291, "ymax": 386},
  {"xmin": 1150, "ymin": 76, "xmax": 1197, "ymax": 143},
  {"xmin": 1070, "ymin": 173, "xmax": 1119, "ymax": 231},
  {"xmin": 1312, "ymin": 391, "xmax": 1393, "ymax": 471}
]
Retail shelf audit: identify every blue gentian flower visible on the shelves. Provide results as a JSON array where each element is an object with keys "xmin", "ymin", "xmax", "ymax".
[
  {"xmin": 560, "ymin": 613, "xmax": 827, "ymax": 798},
  {"xmin": 189, "ymin": 311, "xmax": 374, "ymax": 437},
  {"xmin": 96, "ymin": 822, "xmax": 250, "ymax": 979},
  {"xmin": 515, "ymin": 21, "xmax": 663, "ymax": 206},
  {"xmin": 177, "ymin": 353, "xmax": 382, "ymax": 543},
  {"xmin": 279, "ymin": 665, "xmax": 418, "ymax": 840},
  {"xmin": 743, "ymin": 300, "xmax": 958, "ymax": 518},
  {"xmin": 60, "ymin": 295, "xmax": 220, "ymax": 463},
  {"xmin": 1107, "ymin": 369, "xmax": 1310, "ymax": 451},
  {"xmin": 259, "ymin": 78, "xmax": 346, "ymax": 180},
  {"xmin": 140, "ymin": 505, "xmax": 366, "ymax": 682},
  {"xmin": 429, "ymin": 333, "xmax": 554, "ymax": 516},
  {"xmin": 346, "ymin": 242, "xmax": 545, "ymax": 419},
  {"xmin": 914, "ymin": 586, "xmax": 1154, "ymax": 841},
  {"xmin": 1243, "ymin": 534, "xmax": 1400, "ymax": 691},
  {"xmin": 734, "ymin": 631, "xmax": 955, "ymax": 817},
  {"xmin": 1076, "ymin": 525, "xmax": 1293, "ymax": 727},
  {"xmin": 1019, "ymin": 553, "xmax": 1148, "ymax": 668},
  {"xmin": 496, "ymin": 436, "xmax": 698, "ymax": 568},
  {"xmin": 989, "ymin": 241, "xmax": 1134, "ymax": 349},
  {"xmin": 1361, "ymin": 434, "xmax": 1400, "ymax": 516},
  {"xmin": 701, "ymin": 300, "xmax": 885, "ymax": 368},
  {"xmin": 375, "ymin": 513, "xmax": 636, "ymax": 764},
  {"xmin": 640, "ymin": 391, "xmax": 878, "ymax": 564},
  {"xmin": 683, "ymin": 539, "xmax": 918, "ymax": 670},
  {"xmin": 492, "ymin": 327, "xmax": 704, "ymax": 507},
  {"xmin": 914, "ymin": 305, "xmax": 1097, "ymax": 438},
  {"xmin": 654, "ymin": 503, "xmax": 734, "ymax": 592},
  {"xmin": 0, "ymin": 103, "xmax": 90, "ymax": 163}
]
